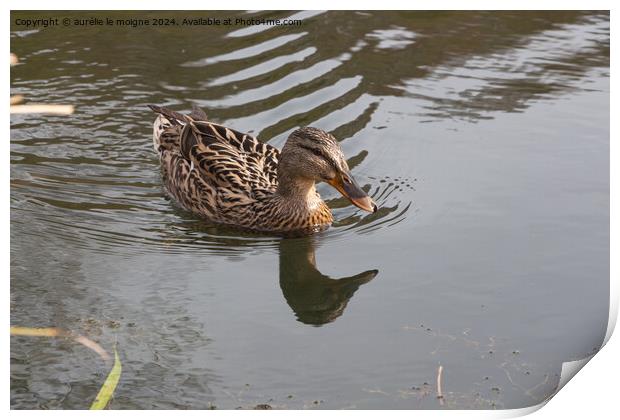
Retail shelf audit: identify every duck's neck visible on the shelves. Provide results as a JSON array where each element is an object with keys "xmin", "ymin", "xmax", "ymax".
[
  {"xmin": 276, "ymin": 176, "xmax": 322, "ymax": 211},
  {"xmin": 270, "ymin": 175, "xmax": 333, "ymax": 231}
]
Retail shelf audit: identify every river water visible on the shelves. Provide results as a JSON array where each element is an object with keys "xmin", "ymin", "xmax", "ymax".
[{"xmin": 10, "ymin": 11, "xmax": 609, "ymax": 409}]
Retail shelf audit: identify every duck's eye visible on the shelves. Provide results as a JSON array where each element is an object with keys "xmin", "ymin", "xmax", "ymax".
[{"xmin": 299, "ymin": 144, "xmax": 326, "ymax": 160}]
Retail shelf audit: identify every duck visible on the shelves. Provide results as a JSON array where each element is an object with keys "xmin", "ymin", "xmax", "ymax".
[{"xmin": 148, "ymin": 104, "xmax": 377, "ymax": 233}]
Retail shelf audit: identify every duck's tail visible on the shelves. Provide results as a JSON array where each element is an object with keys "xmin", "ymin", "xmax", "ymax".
[
  {"xmin": 148, "ymin": 104, "xmax": 208, "ymax": 123},
  {"xmin": 148, "ymin": 104, "xmax": 208, "ymax": 152}
]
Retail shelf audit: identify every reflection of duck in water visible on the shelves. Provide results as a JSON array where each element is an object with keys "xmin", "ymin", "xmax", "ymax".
[
  {"xmin": 148, "ymin": 105, "xmax": 376, "ymax": 234},
  {"xmin": 279, "ymin": 237, "xmax": 378, "ymax": 326}
]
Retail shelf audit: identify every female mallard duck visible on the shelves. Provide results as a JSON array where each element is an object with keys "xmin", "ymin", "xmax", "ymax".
[{"xmin": 148, "ymin": 104, "xmax": 376, "ymax": 233}]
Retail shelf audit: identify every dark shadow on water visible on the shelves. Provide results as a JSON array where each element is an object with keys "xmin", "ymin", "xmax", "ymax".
[{"xmin": 278, "ymin": 236, "xmax": 378, "ymax": 326}]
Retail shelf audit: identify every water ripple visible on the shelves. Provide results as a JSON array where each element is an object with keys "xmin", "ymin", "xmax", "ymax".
[
  {"xmin": 11, "ymin": 10, "xmax": 608, "ymax": 259},
  {"xmin": 181, "ymin": 32, "xmax": 308, "ymax": 67}
]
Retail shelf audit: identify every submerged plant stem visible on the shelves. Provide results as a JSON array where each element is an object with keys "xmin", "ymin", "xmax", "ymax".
[{"xmin": 90, "ymin": 347, "xmax": 122, "ymax": 410}]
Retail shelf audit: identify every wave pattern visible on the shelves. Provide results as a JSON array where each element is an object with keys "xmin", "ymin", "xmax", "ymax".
[{"xmin": 10, "ymin": 11, "xmax": 608, "ymax": 258}]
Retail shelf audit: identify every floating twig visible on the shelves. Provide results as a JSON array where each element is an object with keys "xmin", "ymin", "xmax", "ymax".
[
  {"xmin": 10, "ymin": 95, "xmax": 24, "ymax": 105},
  {"xmin": 437, "ymin": 365, "xmax": 444, "ymax": 405},
  {"xmin": 10, "ymin": 326, "xmax": 110, "ymax": 361},
  {"xmin": 10, "ymin": 53, "xmax": 74, "ymax": 115},
  {"xmin": 10, "ymin": 104, "xmax": 75, "ymax": 115}
]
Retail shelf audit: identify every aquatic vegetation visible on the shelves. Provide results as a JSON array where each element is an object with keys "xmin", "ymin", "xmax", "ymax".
[
  {"xmin": 90, "ymin": 348, "xmax": 122, "ymax": 410},
  {"xmin": 10, "ymin": 326, "xmax": 121, "ymax": 409}
]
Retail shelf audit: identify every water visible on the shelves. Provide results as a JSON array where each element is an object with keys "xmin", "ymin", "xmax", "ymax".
[{"xmin": 10, "ymin": 11, "xmax": 609, "ymax": 409}]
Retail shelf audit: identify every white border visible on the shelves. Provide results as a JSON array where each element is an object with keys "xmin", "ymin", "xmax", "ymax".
[{"xmin": 5, "ymin": 1, "xmax": 617, "ymax": 419}]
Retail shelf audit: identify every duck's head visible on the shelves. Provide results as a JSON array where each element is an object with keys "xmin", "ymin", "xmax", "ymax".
[{"xmin": 278, "ymin": 127, "xmax": 377, "ymax": 213}]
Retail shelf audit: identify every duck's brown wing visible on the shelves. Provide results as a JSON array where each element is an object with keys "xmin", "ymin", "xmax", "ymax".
[
  {"xmin": 149, "ymin": 105, "xmax": 280, "ymax": 189},
  {"xmin": 180, "ymin": 119, "xmax": 280, "ymax": 195}
]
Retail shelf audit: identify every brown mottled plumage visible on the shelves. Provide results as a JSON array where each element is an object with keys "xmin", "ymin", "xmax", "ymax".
[{"xmin": 148, "ymin": 105, "xmax": 376, "ymax": 234}]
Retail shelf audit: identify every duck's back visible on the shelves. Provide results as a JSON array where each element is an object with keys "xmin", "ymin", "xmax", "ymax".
[{"xmin": 150, "ymin": 105, "xmax": 281, "ymax": 226}]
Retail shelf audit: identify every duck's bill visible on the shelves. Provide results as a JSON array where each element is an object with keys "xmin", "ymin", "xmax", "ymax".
[{"xmin": 328, "ymin": 173, "xmax": 377, "ymax": 213}]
